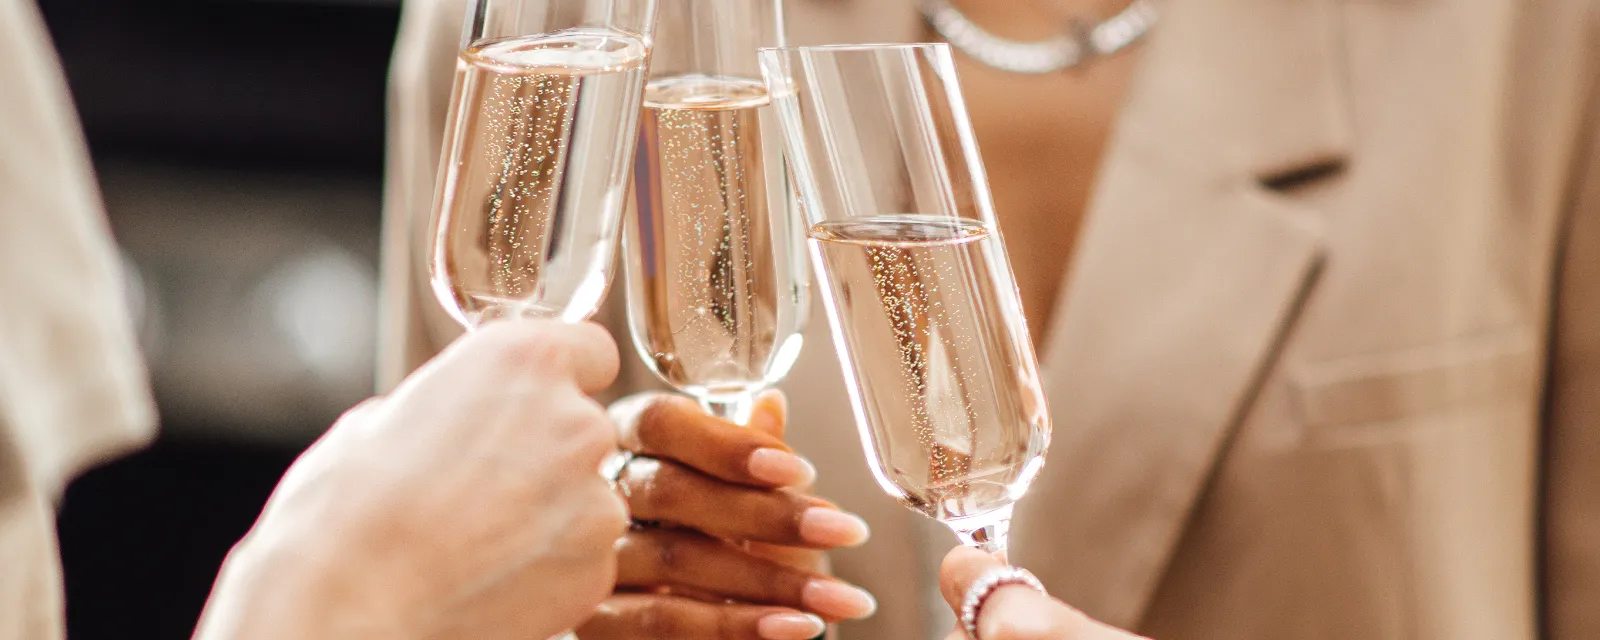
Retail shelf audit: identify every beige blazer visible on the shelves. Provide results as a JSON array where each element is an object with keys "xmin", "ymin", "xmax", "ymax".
[
  {"xmin": 380, "ymin": 0, "xmax": 1600, "ymax": 637},
  {"xmin": 0, "ymin": 1, "xmax": 158, "ymax": 639}
]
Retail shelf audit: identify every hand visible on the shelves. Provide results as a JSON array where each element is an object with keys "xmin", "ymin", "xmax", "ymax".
[
  {"xmin": 577, "ymin": 391, "xmax": 877, "ymax": 640},
  {"xmin": 194, "ymin": 319, "xmax": 630, "ymax": 640},
  {"xmin": 939, "ymin": 547, "xmax": 1148, "ymax": 640}
]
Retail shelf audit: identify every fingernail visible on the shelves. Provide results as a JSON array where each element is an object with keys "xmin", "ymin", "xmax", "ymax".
[
  {"xmin": 749, "ymin": 448, "xmax": 816, "ymax": 486},
  {"xmin": 803, "ymin": 579, "xmax": 877, "ymax": 619},
  {"xmin": 749, "ymin": 391, "xmax": 788, "ymax": 432},
  {"xmin": 799, "ymin": 507, "xmax": 870, "ymax": 547},
  {"xmin": 758, "ymin": 612, "xmax": 827, "ymax": 640}
]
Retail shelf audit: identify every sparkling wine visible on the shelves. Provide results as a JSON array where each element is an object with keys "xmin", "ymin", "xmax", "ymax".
[
  {"xmin": 430, "ymin": 28, "xmax": 649, "ymax": 326},
  {"xmin": 624, "ymin": 75, "xmax": 807, "ymax": 399},
  {"xmin": 808, "ymin": 216, "xmax": 1050, "ymax": 524}
]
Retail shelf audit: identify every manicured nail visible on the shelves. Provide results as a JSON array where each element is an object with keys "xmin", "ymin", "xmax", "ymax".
[
  {"xmin": 803, "ymin": 579, "xmax": 877, "ymax": 619},
  {"xmin": 799, "ymin": 507, "xmax": 870, "ymax": 547},
  {"xmin": 758, "ymin": 612, "xmax": 827, "ymax": 639},
  {"xmin": 749, "ymin": 391, "xmax": 788, "ymax": 433},
  {"xmin": 748, "ymin": 448, "xmax": 816, "ymax": 486}
]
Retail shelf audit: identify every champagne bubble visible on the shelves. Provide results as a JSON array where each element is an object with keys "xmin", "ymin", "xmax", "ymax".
[
  {"xmin": 810, "ymin": 217, "xmax": 1047, "ymax": 521},
  {"xmin": 632, "ymin": 76, "xmax": 791, "ymax": 393},
  {"xmin": 434, "ymin": 29, "xmax": 647, "ymax": 324}
]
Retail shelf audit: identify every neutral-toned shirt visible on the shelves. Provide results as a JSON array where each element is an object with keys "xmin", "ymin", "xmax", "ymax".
[{"xmin": 0, "ymin": 1, "xmax": 158, "ymax": 638}]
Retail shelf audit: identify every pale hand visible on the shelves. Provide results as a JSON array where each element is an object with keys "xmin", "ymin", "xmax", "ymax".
[{"xmin": 194, "ymin": 319, "xmax": 629, "ymax": 640}]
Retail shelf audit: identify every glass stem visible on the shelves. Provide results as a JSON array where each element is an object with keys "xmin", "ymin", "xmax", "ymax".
[
  {"xmin": 702, "ymin": 392, "xmax": 759, "ymax": 552},
  {"xmin": 700, "ymin": 393, "xmax": 756, "ymax": 425},
  {"xmin": 948, "ymin": 504, "xmax": 1013, "ymax": 563}
]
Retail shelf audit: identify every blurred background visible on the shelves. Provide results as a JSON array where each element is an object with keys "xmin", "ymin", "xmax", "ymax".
[{"xmin": 38, "ymin": 0, "xmax": 401, "ymax": 636}]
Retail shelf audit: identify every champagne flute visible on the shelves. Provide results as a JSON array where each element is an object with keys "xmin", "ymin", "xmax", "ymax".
[
  {"xmin": 759, "ymin": 43, "xmax": 1050, "ymax": 555},
  {"xmin": 622, "ymin": 0, "xmax": 809, "ymax": 425},
  {"xmin": 429, "ymin": 0, "xmax": 658, "ymax": 327},
  {"xmin": 427, "ymin": 3, "xmax": 657, "ymax": 636}
]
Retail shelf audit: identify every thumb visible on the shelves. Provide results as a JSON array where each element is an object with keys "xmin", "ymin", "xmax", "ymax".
[
  {"xmin": 940, "ymin": 546, "xmax": 1005, "ymax": 611},
  {"xmin": 939, "ymin": 547, "xmax": 1141, "ymax": 640}
]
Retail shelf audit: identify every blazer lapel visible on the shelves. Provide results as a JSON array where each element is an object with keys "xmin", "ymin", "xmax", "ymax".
[{"xmin": 1011, "ymin": 0, "xmax": 1352, "ymax": 629}]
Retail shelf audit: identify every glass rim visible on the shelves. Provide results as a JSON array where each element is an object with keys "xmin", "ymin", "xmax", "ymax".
[{"xmin": 759, "ymin": 42, "xmax": 951, "ymax": 55}]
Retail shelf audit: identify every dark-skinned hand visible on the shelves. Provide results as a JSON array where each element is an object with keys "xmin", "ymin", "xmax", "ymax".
[{"xmin": 578, "ymin": 391, "xmax": 875, "ymax": 640}]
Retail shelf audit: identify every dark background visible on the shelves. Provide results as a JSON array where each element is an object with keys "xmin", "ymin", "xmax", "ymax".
[{"xmin": 38, "ymin": 1, "xmax": 404, "ymax": 636}]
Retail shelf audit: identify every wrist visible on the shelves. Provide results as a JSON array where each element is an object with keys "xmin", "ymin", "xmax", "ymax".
[{"xmin": 196, "ymin": 528, "xmax": 413, "ymax": 640}]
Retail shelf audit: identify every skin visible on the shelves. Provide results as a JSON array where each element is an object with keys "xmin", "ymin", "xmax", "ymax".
[
  {"xmin": 193, "ymin": 320, "xmax": 630, "ymax": 640},
  {"xmin": 189, "ymin": 3, "xmax": 1140, "ymax": 635},
  {"xmin": 190, "ymin": 320, "xmax": 872, "ymax": 640},
  {"xmin": 938, "ymin": 547, "xmax": 1148, "ymax": 640},
  {"xmin": 588, "ymin": 2, "xmax": 1149, "ymax": 634},
  {"xmin": 939, "ymin": 0, "xmax": 1141, "ymax": 339},
  {"xmin": 579, "ymin": 391, "xmax": 876, "ymax": 640}
]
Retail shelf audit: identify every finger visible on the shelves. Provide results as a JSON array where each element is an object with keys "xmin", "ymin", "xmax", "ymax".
[
  {"xmin": 574, "ymin": 479, "xmax": 632, "ymax": 552},
  {"xmin": 532, "ymin": 388, "xmax": 618, "ymax": 471},
  {"xmin": 616, "ymin": 528, "xmax": 875, "ymax": 620},
  {"xmin": 744, "ymin": 541, "xmax": 826, "ymax": 572},
  {"xmin": 979, "ymin": 587, "xmax": 1141, "ymax": 640},
  {"xmin": 609, "ymin": 391, "xmax": 672, "ymax": 451},
  {"xmin": 940, "ymin": 546, "xmax": 1004, "ymax": 610},
  {"xmin": 580, "ymin": 594, "xmax": 827, "ymax": 640},
  {"xmin": 461, "ymin": 318, "xmax": 620, "ymax": 394},
  {"xmin": 747, "ymin": 390, "xmax": 788, "ymax": 439},
  {"xmin": 631, "ymin": 396, "xmax": 816, "ymax": 488},
  {"xmin": 939, "ymin": 547, "xmax": 1133, "ymax": 640},
  {"xmin": 620, "ymin": 457, "xmax": 869, "ymax": 548},
  {"xmin": 746, "ymin": 393, "xmax": 816, "ymax": 492}
]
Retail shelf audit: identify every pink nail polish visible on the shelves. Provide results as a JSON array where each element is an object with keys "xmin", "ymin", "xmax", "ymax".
[
  {"xmin": 803, "ymin": 580, "xmax": 878, "ymax": 619},
  {"xmin": 749, "ymin": 448, "xmax": 817, "ymax": 486},
  {"xmin": 758, "ymin": 612, "xmax": 826, "ymax": 640},
  {"xmin": 799, "ymin": 508, "xmax": 871, "ymax": 547}
]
